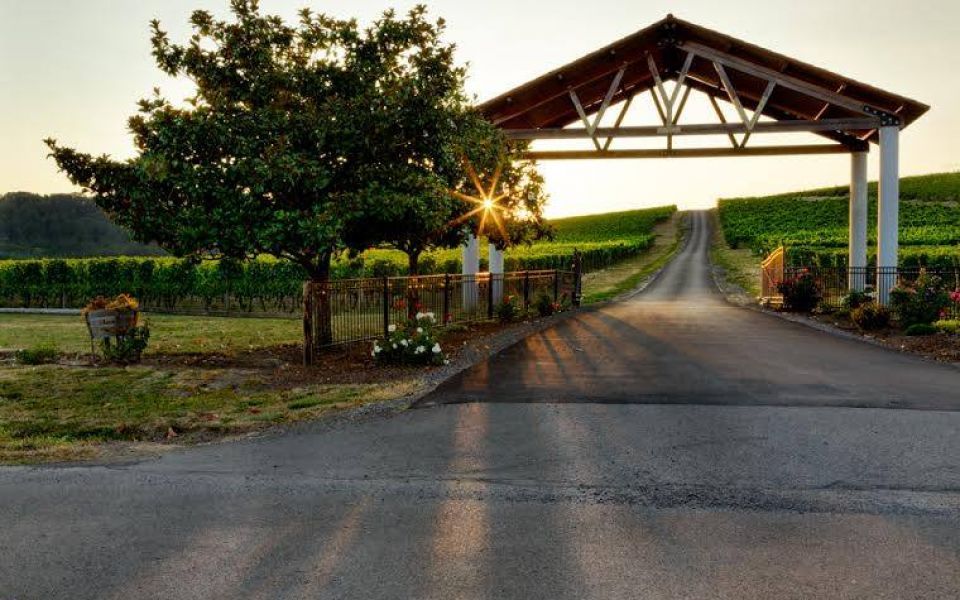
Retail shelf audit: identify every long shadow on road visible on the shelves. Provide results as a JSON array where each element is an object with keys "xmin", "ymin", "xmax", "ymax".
[{"xmin": 421, "ymin": 210, "xmax": 960, "ymax": 410}]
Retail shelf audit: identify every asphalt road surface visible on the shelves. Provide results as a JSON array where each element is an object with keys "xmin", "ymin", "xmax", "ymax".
[{"xmin": 3, "ymin": 211, "xmax": 960, "ymax": 599}]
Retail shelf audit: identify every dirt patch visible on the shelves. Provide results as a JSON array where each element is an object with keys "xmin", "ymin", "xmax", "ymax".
[
  {"xmin": 137, "ymin": 320, "xmax": 510, "ymax": 389},
  {"xmin": 803, "ymin": 312, "xmax": 960, "ymax": 364}
]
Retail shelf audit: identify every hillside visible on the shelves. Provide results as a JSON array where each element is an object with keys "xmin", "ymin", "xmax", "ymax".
[
  {"xmin": 0, "ymin": 192, "xmax": 164, "ymax": 259},
  {"xmin": 717, "ymin": 172, "xmax": 960, "ymax": 268}
]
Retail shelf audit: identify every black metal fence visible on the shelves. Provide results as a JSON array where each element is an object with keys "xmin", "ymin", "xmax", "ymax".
[
  {"xmin": 784, "ymin": 266, "xmax": 960, "ymax": 317},
  {"xmin": 303, "ymin": 269, "xmax": 580, "ymax": 360}
]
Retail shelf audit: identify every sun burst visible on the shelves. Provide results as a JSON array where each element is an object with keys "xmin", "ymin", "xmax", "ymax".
[{"xmin": 448, "ymin": 161, "xmax": 510, "ymax": 241}]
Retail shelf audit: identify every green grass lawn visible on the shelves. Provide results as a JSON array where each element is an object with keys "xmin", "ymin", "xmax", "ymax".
[
  {"xmin": 0, "ymin": 313, "xmax": 302, "ymax": 355},
  {"xmin": 710, "ymin": 210, "xmax": 761, "ymax": 298},
  {"xmin": 0, "ymin": 364, "xmax": 413, "ymax": 463}
]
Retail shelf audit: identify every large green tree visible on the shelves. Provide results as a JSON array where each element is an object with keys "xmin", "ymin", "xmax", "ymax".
[{"xmin": 45, "ymin": 0, "xmax": 548, "ymax": 346}]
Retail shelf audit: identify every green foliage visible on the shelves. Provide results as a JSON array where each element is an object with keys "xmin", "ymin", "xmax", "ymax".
[
  {"xmin": 717, "ymin": 173, "xmax": 960, "ymax": 267},
  {"xmin": 850, "ymin": 303, "xmax": 890, "ymax": 331},
  {"xmin": 775, "ymin": 171, "xmax": 960, "ymax": 203},
  {"xmin": 100, "ymin": 325, "xmax": 151, "ymax": 364},
  {"xmin": 14, "ymin": 345, "xmax": 59, "ymax": 365},
  {"xmin": 534, "ymin": 293, "xmax": 561, "ymax": 317},
  {"xmin": 550, "ymin": 206, "xmax": 676, "ymax": 243},
  {"xmin": 495, "ymin": 294, "xmax": 524, "ymax": 323},
  {"xmin": 841, "ymin": 289, "xmax": 872, "ymax": 310},
  {"xmin": 0, "ymin": 205, "xmax": 676, "ymax": 310},
  {"xmin": 905, "ymin": 323, "xmax": 938, "ymax": 336},
  {"xmin": 889, "ymin": 273, "xmax": 951, "ymax": 327},
  {"xmin": 719, "ymin": 195, "xmax": 960, "ymax": 257},
  {"xmin": 934, "ymin": 319, "xmax": 960, "ymax": 334},
  {"xmin": 777, "ymin": 270, "xmax": 821, "ymax": 312},
  {"xmin": 0, "ymin": 192, "xmax": 164, "ymax": 259},
  {"xmin": 372, "ymin": 312, "xmax": 445, "ymax": 366}
]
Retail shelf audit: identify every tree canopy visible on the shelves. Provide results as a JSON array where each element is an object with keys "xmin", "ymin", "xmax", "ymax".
[{"xmin": 45, "ymin": 0, "xmax": 548, "ymax": 281}]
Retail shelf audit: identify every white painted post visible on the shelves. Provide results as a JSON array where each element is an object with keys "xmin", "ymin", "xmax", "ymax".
[
  {"xmin": 488, "ymin": 242, "xmax": 504, "ymax": 304},
  {"xmin": 849, "ymin": 151, "xmax": 869, "ymax": 291},
  {"xmin": 461, "ymin": 234, "xmax": 480, "ymax": 312},
  {"xmin": 877, "ymin": 126, "xmax": 900, "ymax": 303}
]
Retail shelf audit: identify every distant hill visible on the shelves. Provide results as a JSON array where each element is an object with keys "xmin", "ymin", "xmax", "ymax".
[{"xmin": 0, "ymin": 192, "xmax": 166, "ymax": 259}]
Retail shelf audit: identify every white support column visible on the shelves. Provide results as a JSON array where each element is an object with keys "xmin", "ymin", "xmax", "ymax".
[
  {"xmin": 877, "ymin": 126, "xmax": 900, "ymax": 303},
  {"xmin": 488, "ymin": 242, "xmax": 504, "ymax": 304},
  {"xmin": 849, "ymin": 151, "xmax": 869, "ymax": 291},
  {"xmin": 461, "ymin": 234, "xmax": 480, "ymax": 312}
]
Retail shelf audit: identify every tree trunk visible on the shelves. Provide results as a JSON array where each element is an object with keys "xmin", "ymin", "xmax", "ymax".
[
  {"xmin": 302, "ymin": 253, "xmax": 333, "ymax": 366},
  {"xmin": 407, "ymin": 251, "xmax": 420, "ymax": 276},
  {"xmin": 406, "ymin": 250, "xmax": 421, "ymax": 320}
]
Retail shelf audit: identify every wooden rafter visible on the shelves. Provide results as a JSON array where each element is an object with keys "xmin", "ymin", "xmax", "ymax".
[
  {"xmin": 681, "ymin": 41, "xmax": 877, "ymax": 117},
  {"xmin": 525, "ymin": 144, "xmax": 854, "ymax": 160},
  {"xmin": 502, "ymin": 118, "xmax": 882, "ymax": 140},
  {"xmin": 568, "ymin": 67, "xmax": 627, "ymax": 150}
]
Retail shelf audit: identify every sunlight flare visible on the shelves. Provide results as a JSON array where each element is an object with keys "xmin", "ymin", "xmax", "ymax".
[{"xmin": 449, "ymin": 160, "xmax": 510, "ymax": 240}]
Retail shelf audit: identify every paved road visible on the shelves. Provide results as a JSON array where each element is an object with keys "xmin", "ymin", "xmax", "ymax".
[{"xmin": 3, "ymin": 211, "xmax": 960, "ymax": 599}]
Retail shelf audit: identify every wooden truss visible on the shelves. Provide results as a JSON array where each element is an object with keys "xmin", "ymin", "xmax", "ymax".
[{"xmin": 505, "ymin": 49, "xmax": 885, "ymax": 160}]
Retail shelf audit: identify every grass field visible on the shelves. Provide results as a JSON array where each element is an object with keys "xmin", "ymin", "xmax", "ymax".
[
  {"xmin": 0, "ymin": 313, "xmax": 301, "ymax": 355},
  {"xmin": 717, "ymin": 172, "xmax": 960, "ymax": 268},
  {"xmin": 0, "ymin": 365, "xmax": 411, "ymax": 463}
]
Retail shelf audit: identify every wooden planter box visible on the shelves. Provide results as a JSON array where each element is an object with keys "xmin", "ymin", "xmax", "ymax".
[{"xmin": 85, "ymin": 308, "xmax": 141, "ymax": 359}]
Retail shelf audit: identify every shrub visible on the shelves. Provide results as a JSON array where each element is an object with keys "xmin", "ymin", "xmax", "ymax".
[
  {"xmin": 850, "ymin": 303, "xmax": 890, "ymax": 331},
  {"xmin": 777, "ymin": 271, "xmax": 821, "ymax": 312},
  {"xmin": 14, "ymin": 345, "xmax": 59, "ymax": 365},
  {"xmin": 495, "ymin": 295, "xmax": 524, "ymax": 323},
  {"xmin": 889, "ymin": 273, "xmax": 950, "ymax": 327},
  {"xmin": 100, "ymin": 325, "xmax": 150, "ymax": 364},
  {"xmin": 534, "ymin": 293, "xmax": 562, "ymax": 317},
  {"xmin": 841, "ymin": 289, "xmax": 872, "ymax": 310},
  {"xmin": 934, "ymin": 319, "xmax": 960, "ymax": 334},
  {"xmin": 372, "ymin": 312, "xmax": 446, "ymax": 366},
  {"xmin": 905, "ymin": 323, "xmax": 938, "ymax": 336}
]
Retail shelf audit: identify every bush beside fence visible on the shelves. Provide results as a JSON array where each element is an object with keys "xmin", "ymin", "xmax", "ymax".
[{"xmin": 784, "ymin": 266, "xmax": 960, "ymax": 319}]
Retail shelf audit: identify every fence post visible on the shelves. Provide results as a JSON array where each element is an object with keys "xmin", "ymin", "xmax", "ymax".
[
  {"xmin": 523, "ymin": 271, "xmax": 531, "ymax": 311},
  {"xmin": 442, "ymin": 273, "xmax": 450, "ymax": 325},
  {"xmin": 572, "ymin": 251, "xmax": 583, "ymax": 307},
  {"xmin": 302, "ymin": 282, "xmax": 314, "ymax": 367},
  {"xmin": 487, "ymin": 272, "xmax": 495, "ymax": 319},
  {"xmin": 382, "ymin": 276, "xmax": 390, "ymax": 339},
  {"xmin": 553, "ymin": 269, "xmax": 560, "ymax": 302}
]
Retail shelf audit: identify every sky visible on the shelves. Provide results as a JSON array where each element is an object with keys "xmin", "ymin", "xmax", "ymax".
[{"xmin": 1, "ymin": 0, "xmax": 959, "ymax": 217}]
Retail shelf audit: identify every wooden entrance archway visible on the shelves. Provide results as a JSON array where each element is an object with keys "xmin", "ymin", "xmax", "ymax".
[{"xmin": 469, "ymin": 15, "xmax": 928, "ymax": 301}]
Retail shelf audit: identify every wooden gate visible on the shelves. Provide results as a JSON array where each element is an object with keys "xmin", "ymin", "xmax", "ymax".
[{"xmin": 760, "ymin": 246, "xmax": 785, "ymax": 306}]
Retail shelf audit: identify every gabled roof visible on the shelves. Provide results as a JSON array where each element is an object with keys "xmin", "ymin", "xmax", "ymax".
[{"xmin": 479, "ymin": 15, "xmax": 928, "ymax": 146}]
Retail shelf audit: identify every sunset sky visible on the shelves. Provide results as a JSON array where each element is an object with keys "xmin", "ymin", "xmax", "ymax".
[{"xmin": 2, "ymin": 0, "xmax": 958, "ymax": 217}]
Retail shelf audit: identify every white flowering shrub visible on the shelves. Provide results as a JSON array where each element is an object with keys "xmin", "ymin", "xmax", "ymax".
[{"xmin": 372, "ymin": 312, "xmax": 448, "ymax": 366}]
